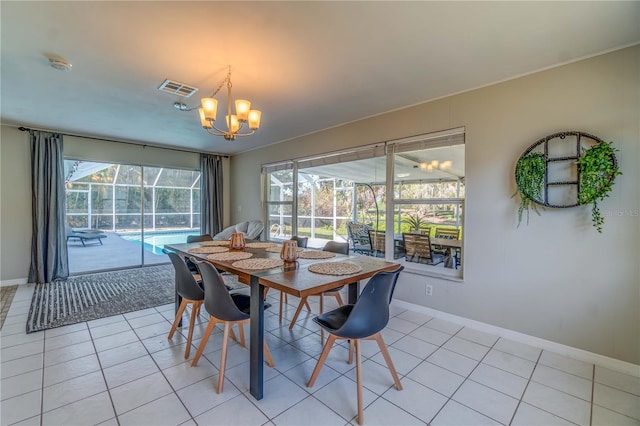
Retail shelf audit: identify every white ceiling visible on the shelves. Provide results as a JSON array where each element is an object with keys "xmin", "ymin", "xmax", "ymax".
[{"xmin": 1, "ymin": 2, "xmax": 638, "ymax": 155}]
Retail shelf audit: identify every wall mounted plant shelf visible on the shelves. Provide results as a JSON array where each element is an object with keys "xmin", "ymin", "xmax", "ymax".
[{"xmin": 514, "ymin": 131, "xmax": 620, "ymax": 232}]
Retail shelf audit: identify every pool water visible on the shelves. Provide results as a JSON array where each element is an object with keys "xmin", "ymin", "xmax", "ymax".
[{"xmin": 120, "ymin": 230, "xmax": 198, "ymax": 255}]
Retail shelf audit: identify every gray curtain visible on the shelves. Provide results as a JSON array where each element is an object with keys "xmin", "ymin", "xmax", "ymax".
[
  {"xmin": 29, "ymin": 131, "xmax": 69, "ymax": 283},
  {"xmin": 200, "ymin": 154, "xmax": 223, "ymax": 236}
]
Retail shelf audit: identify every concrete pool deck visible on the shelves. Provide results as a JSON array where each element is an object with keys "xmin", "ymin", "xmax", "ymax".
[{"xmin": 67, "ymin": 232, "xmax": 169, "ymax": 274}]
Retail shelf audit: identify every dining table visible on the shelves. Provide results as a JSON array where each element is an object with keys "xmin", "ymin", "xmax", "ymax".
[{"xmin": 164, "ymin": 241, "xmax": 400, "ymax": 400}]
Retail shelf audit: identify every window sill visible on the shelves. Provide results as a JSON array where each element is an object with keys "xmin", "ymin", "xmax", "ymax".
[{"xmin": 398, "ymin": 261, "xmax": 464, "ymax": 283}]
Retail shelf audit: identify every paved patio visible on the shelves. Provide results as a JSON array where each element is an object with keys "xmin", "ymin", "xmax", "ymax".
[{"xmin": 67, "ymin": 232, "xmax": 168, "ymax": 274}]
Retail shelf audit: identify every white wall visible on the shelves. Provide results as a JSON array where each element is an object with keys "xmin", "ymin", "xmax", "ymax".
[
  {"xmin": 229, "ymin": 46, "xmax": 640, "ymax": 364},
  {"xmin": 0, "ymin": 126, "xmax": 230, "ymax": 282}
]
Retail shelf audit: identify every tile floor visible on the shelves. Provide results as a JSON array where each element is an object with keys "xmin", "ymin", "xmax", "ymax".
[{"xmin": 1, "ymin": 283, "xmax": 639, "ymax": 426}]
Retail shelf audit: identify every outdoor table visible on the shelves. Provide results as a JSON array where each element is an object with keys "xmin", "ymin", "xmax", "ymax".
[{"xmin": 164, "ymin": 242, "xmax": 400, "ymax": 400}]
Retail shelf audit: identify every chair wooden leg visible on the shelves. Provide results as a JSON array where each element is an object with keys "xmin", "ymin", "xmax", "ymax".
[
  {"xmin": 229, "ymin": 326, "xmax": 238, "ymax": 343},
  {"xmin": 307, "ymin": 334, "xmax": 336, "ymax": 387},
  {"xmin": 348, "ymin": 339, "xmax": 355, "ymax": 364},
  {"xmin": 374, "ymin": 333, "xmax": 403, "ymax": 390},
  {"xmin": 217, "ymin": 322, "xmax": 231, "ymax": 394},
  {"xmin": 237, "ymin": 323, "xmax": 246, "ymax": 347},
  {"xmin": 319, "ymin": 295, "xmax": 325, "ymax": 343},
  {"xmin": 191, "ymin": 316, "xmax": 216, "ymax": 367},
  {"xmin": 279, "ymin": 291, "xmax": 285, "ymax": 322},
  {"xmin": 184, "ymin": 302, "xmax": 199, "ymax": 359},
  {"xmin": 168, "ymin": 299, "xmax": 188, "ymax": 339},
  {"xmin": 263, "ymin": 341, "xmax": 275, "ymax": 367},
  {"xmin": 289, "ymin": 296, "xmax": 308, "ymax": 330},
  {"xmin": 304, "ymin": 300, "xmax": 311, "ymax": 311},
  {"xmin": 355, "ymin": 339, "xmax": 364, "ymax": 425},
  {"xmin": 334, "ymin": 292, "xmax": 344, "ymax": 306}
]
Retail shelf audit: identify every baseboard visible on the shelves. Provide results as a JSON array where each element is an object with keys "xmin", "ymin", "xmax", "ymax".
[
  {"xmin": 1, "ymin": 278, "xmax": 28, "ymax": 287},
  {"xmin": 392, "ymin": 299, "xmax": 640, "ymax": 378}
]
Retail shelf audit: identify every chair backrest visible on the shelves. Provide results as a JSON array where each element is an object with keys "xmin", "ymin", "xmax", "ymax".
[
  {"xmin": 323, "ymin": 241, "xmax": 349, "ymax": 255},
  {"xmin": 413, "ymin": 234, "xmax": 433, "ymax": 260},
  {"xmin": 333, "ymin": 266, "xmax": 404, "ymax": 339},
  {"xmin": 346, "ymin": 222, "xmax": 372, "ymax": 248},
  {"xmin": 290, "ymin": 236, "xmax": 308, "ymax": 248},
  {"xmin": 402, "ymin": 233, "xmax": 418, "ymax": 258},
  {"xmin": 368, "ymin": 230, "xmax": 385, "ymax": 253},
  {"xmin": 165, "ymin": 251, "xmax": 204, "ymax": 301},
  {"xmin": 435, "ymin": 227, "xmax": 459, "ymax": 240},
  {"xmin": 193, "ymin": 259, "xmax": 249, "ymax": 322},
  {"xmin": 187, "ymin": 234, "xmax": 213, "ymax": 243}
]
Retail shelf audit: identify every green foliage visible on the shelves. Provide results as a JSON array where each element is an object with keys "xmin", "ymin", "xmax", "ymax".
[
  {"xmin": 402, "ymin": 213, "xmax": 429, "ymax": 232},
  {"xmin": 513, "ymin": 152, "xmax": 546, "ymax": 226},
  {"xmin": 576, "ymin": 141, "xmax": 621, "ymax": 233}
]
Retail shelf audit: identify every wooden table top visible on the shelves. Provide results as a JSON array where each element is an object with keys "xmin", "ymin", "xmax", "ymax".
[{"xmin": 165, "ymin": 242, "xmax": 401, "ymax": 296}]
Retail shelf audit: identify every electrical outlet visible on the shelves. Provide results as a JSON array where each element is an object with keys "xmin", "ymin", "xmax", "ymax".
[{"xmin": 426, "ymin": 284, "xmax": 433, "ymax": 296}]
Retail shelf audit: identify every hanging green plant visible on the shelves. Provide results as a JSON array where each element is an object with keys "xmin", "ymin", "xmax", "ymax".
[
  {"xmin": 576, "ymin": 141, "xmax": 621, "ymax": 233},
  {"xmin": 513, "ymin": 152, "xmax": 546, "ymax": 226}
]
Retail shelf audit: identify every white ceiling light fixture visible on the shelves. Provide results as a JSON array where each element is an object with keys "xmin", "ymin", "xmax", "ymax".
[
  {"xmin": 177, "ymin": 66, "xmax": 262, "ymax": 141},
  {"xmin": 49, "ymin": 58, "xmax": 72, "ymax": 71}
]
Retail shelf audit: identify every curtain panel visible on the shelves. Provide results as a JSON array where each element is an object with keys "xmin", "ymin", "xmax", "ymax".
[
  {"xmin": 200, "ymin": 154, "xmax": 223, "ymax": 236},
  {"xmin": 29, "ymin": 131, "xmax": 69, "ymax": 283}
]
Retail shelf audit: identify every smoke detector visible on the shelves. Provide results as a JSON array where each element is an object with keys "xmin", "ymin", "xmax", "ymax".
[{"xmin": 49, "ymin": 58, "xmax": 72, "ymax": 71}]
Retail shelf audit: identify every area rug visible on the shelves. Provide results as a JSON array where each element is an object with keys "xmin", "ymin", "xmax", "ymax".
[
  {"xmin": 26, "ymin": 265, "xmax": 175, "ymax": 333},
  {"xmin": 1, "ymin": 285, "xmax": 19, "ymax": 330}
]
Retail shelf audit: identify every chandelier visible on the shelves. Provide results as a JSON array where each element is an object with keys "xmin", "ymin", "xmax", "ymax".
[{"xmin": 184, "ymin": 67, "xmax": 262, "ymax": 141}]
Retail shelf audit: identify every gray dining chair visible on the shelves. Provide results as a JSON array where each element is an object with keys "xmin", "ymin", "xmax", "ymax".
[
  {"xmin": 190, "ymin": 259, "xmax": 275, "ymax": 393},
  {"xmin": 307, "ymin": 267, "xmax": 404, "ymax": 425}
]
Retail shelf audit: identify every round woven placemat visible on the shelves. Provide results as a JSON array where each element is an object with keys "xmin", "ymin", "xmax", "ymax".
[
  {"xmin": 207, "ymin": 252, "xmax": 253, "ymax": 261},
  {"xmin": 265, "ymin": 245, "xmax": 304, "ymax": 253},
  {"xmin": 245, "ymin": 242, "xmax": 279, "ymax": 249},
  {"xmin": 188, "ymin": 246, "xmax": 229, "ymax": 254},
  {"xmin": 200, "ymin": 240, "xmax": 230, "ymax": 246},
  {"xmin": 232, "ymin": 258, "xmax": 284, "ymax": 270},
  {"xmin": 308, "ymin": 261, "xmax": 362, "ymax": 275},
  {"xmin": 298, "ymin": 250, "xmax": 336, "ymax": 259}
]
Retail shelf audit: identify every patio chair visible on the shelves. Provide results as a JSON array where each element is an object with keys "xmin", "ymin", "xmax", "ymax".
[
  {"xmin": 368, "ymin": 230, "xmax": 405, "ymax": 259},
  {"xmin": 402, "ymin": 233, "xmax": 443, "ymax": 265},
  {"xmin": 65, "ymin": 223, "xmax": 107, "ymax": 247},
  {"xmin": 346, "ymin": 221, "xmax": 372, "ymax": 255},
  {"xmin": 433, "ymin": 227, "xmax": 461, "ymax": 268}
]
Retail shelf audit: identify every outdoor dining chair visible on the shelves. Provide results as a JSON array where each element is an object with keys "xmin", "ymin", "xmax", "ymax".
[
  {"xmin": 306, "ymin": 267, "xmax": 404, "ymax": 425},
  {"xmin": 190, "ymin": 259, "xmax": 275, "ymax": 393}
]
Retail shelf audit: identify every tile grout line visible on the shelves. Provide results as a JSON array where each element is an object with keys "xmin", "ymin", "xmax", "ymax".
[
  {"xmin": 429, "ymin": 331, "xmax": 503, "ymax": 425},
  {"xmin": 86, "ymin": 320, "xmax": 121, "ymax": 426},
  {"xmin": 507, "ymin": 347, "xmax": 543, "ymax": 426},
  {"xmin": 123, "ymin": 305, "xmax": 203, "ymax": 424},
  {"xmin": 589, "ymin": 364, "xmax": 595, "ymax": 426}
]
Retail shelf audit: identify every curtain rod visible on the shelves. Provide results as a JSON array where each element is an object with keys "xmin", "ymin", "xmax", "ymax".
[{"xmin": 17, "ymin": 126, "xmax": 229, "ymax": 158}]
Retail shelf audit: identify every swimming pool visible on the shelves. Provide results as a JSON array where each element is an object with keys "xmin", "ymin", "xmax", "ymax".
[{"xmin": 119, "ymin": 230, "xmax": 199, "ymax": 255}]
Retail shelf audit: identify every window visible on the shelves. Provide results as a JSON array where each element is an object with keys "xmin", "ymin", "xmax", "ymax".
[{"xmin": 262, "ymin": 128, "xmax": 465, "ymax": 278}]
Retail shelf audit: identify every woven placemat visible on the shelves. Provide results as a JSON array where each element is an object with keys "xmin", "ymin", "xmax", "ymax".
[
  {"xmin": 298, "ymin": 250, "xmax": 336, "ymax": 259},
  {"xmin": 245, "ymin": 242, "xmax": 279, "ymax": 249},
  {"xmin": 265, "ymin": 245, "xmax": 304, "ymax": 253},
  {"xmin": 188, "ymin": 246, "xmax": 229, "ymax": 254},
  {"xmin": 232, "ymin": 258, "xmax": 284, "ymax": 270},
  {"xmin": 207, "ymin": 252, "xmax": 253, "ymax": 261},
  {"xmin": 201, "ymin": 240, "xmax": 230, "ymax": 246},
  {"xmin": 308, "ymin": 261, "xmax": 362, "ymax": 275}
]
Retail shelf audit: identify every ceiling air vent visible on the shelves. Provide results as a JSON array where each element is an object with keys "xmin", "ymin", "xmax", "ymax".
[{"xmin": 158, "ymin": 79, "xmax": 199, "ymax": 98}]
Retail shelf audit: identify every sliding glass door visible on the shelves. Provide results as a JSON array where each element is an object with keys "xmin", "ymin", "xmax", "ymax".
[{"xmin": 64, "ymin": 160, "xmax": 200, "ymax": 274}]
